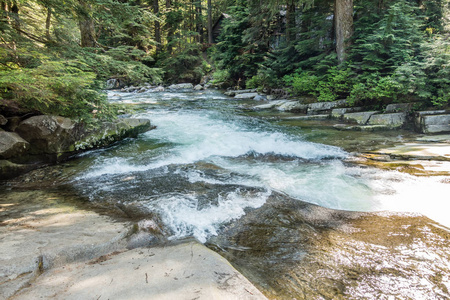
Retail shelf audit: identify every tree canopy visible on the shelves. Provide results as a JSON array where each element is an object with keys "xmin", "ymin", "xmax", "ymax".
[{"xmin": 1, "ymin": 0, "xmax": 449, "ymax": 119}]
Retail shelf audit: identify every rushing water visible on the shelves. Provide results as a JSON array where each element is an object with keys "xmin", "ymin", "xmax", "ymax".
[{"xmin": 61, "ymin": 89, "xmax": 449, "ymax": 243}]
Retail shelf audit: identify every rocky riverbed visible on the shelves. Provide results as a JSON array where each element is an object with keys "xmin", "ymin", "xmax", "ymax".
[{"xmin": 1, "ymin": 87, "xmax": 449, "ymax": 299}]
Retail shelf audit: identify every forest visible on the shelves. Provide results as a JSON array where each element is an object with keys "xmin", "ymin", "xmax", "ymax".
[{"xmin": 0, "ymin": 0, "xmax": 449, "ymax": 121}]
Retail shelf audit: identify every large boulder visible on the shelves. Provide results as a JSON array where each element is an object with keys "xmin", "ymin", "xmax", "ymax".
[
  {"xmin": 15, "ymin": 115, "xmax": 77, "ymax": 154},
  {"xmin": 0, "ymin": 132, "xmax": 30, "ymax": 159},
  {"xmin": 75, "ymin": 118, "xmax": 154, "ymax": 151},
  {"xmin": 367, "ymin": 112, "xmax": 407, "ymax": 128},
  {"xmin": 15, "ymin": 116, "xmax": 153, "ymax": 156}
]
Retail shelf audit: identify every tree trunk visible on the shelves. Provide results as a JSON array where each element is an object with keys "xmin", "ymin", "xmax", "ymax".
[
  {"xmin": 334, "ymin": 0, "xmax": 353, "ymax": 63},
  {"xmin": 45, "ymin": 7, "xmax": 52, "ymax": 41},
  {"xmin": 195, "ymin": 0, "xmax": 203, "ymax": 43},
  {"xmin": 153, "ymin": 0, "xmax": 161, "ymax": 49},
  {"xmin": 207, "ymin": 0, "xmax": 212, "ymax": 43},
  {"xmin": 285, "ymin": 0, "xmax": 296, "ymax": 42},
  {"xmin": 10, "ymin": 0, "xmax": 20, "ymax": 34},
  {"xmin": 78, "ymin": 0, "xmax": 96, "ymax": 47}
]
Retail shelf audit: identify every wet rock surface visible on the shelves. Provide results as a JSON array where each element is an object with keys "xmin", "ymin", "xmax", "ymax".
[{"xmin": 208, "ymin": 192, "xmax": 450, "ymax": 300}]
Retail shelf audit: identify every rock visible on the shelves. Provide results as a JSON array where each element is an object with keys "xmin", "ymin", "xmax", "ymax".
[
  {"xmin": 105, "ymin": 78, "xmax": 119, "ymax": 90},
  {"xmin": 253, "ymin": 100, "xmax": 289, "ymax": 110},
  {"xmin": 209, "ymin": 192, "xmax": 450, "ymax": 299},
  {"xmin": 253, "ymin": 95, "xmax": 267, "ymax": 101},
  {"xmin": 0, "ymin": 191, "xmax": 131, "ymax": 299},
  {"xmin": 385, "ymin": 103, "xmax": 414, "ymax": 113},
  {"xmin": 333, "ymin": 124, "xmax": 362, "ymax": 131},
  {"xmin": 168, "ymin": 83, "xmax": 194, "ymax": 90},
  {"xmin": 234, "ymin": 92, "xmax": 259, "ymax": 99},
  {"xmin": 15, "ymin": 115, "xmax": 153, "ymax": 157},
  {"xmin": 415, "ymin": 112, "xmax": 450, "ymax": 134},
  {"xmin": 0, "ymin": 132, "xmax": 30, "ymax": 159},
  {"xmin": 137, "ymin": 87, "xmax": 147, "ymax": 93},
  {"xmin": 331, "ymin": 107, "xmax": 363, "ymax": 119},
  {"xmin": 283, "ymin": 114, "xmax": 330, "ymax": 120},
  {"xmin": 75, "ymin": 118, "xmax": 154, "ymax": 151},
  {"xmin": 367, "ymin": 112, "xmax": 407, "ymax": 128},
  {"xmin": 343, "ymin": 111, "xmax": 380, "ymax": 125},
  {"xmin": 224, "ymin": 91, "xmax": 236, "ymax": 97},
  {"xmin": 307, "ymin": 99, "xmax": 347, "ymax": 115},
  {"xmin": 151, "ymin": 86, "xmax": 165, "ymax": 92},
  {"xmin": 15, "ymin": 115, "xmax": 77, "ymax": 155},
  {"xmin": 194, "ymin": 84, "xmax": 204, "ymax": 90},
  {"xmin": 0, "ymin": 114, "xmax": 7, "ymax": 126},
  {"xmin": 277, "ymin": 101, "xmax": 308, "ymax": 113},
  {"xmin": 5, "ymin": 116, "xmax": 22, "ymax": 132},
  {"xmin": 0, "ymin": 160, "xmax": 34, "ymax": 180},
  {"xmin": 13, "ymin": 241, "xmax": 267, "ymax": 300}
]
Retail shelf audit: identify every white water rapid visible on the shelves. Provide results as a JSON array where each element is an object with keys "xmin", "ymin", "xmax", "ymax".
[{"xmin": 74, "ymin": 90, "xmax": 450, "ymax": 242}]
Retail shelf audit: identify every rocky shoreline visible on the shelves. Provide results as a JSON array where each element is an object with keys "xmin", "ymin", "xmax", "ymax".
[
  {"xmin": 0, "ymin": 188, "xmax": 266, "ymax": 300},
  {"xmin": 0, "ymin": 115, "xmax": 154, "ymax": 180}
]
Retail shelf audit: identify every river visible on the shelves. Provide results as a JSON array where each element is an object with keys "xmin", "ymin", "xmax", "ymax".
[
  {"xmin": 3, "ymin": 89, "xmax": 450, "ymax": 299},
  {"xmin": 67, "ymin": 89, "xmax": 448, "ymax": 239}
]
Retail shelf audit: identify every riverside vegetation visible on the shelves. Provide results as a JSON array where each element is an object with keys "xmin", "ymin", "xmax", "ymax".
[{"xmin": 0, "ymin": 0, "xmax": 449, "ymax": 121}]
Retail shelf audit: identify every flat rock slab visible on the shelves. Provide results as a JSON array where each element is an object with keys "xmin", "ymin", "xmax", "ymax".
[
  {"xmin": 234, "ymin": 92, "xmax": 259, "ymax": 99},
  {"xmin": 372, "ymin": 142, "xmax": 450, "ymax": 161},
  {"xmin": 0, "ymin": 190, "xmax": 130, "ymax": 299},
  {"xmin": 13, "ymin": 241, "xmax": 267, "ymax": 300}
]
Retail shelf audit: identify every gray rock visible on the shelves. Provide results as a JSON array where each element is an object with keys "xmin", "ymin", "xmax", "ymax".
[
  {"xmin": 277, "ymin": 101, "xmax": 308, "ymax": 113},
  {"xmin": 234, "ymin": 92, "xmax": 259, "ymax": 99},
  {"xmin": 194, "ymin": 84, "xmax": 204, "ymax": 90},
  {"xmin": 168, "ymin": 83, "xmax": 194, "ymax": 90},
  {"xmin": 307, "ymin": 99, "xmax": 347, "ymax": 115},
  {"xmin": 385, "ymin": 103, "xmax": 414, "ymax": 113},
  {"xmin": 331, "ymin": 107, "xmax": 363, "ymax": 119},
  {"xmin": 16, "ymin": 115, "xmax": 153, "ymax": 155},
  {"xmin": 137, "ymin": 87, "xmax": 147, "ymax": 93},
  {"xmin": 343, "ymin": 111, "xmax": 380, "ymax": 125},
  {"xmin": 416, "ymin": 110, "xmax": 448, "ymax": 116},
  {"xmin": 253, "ymin": 100, "xmax": 289, "ymax": 110},
  {"xmin": 253, "ymin": 95, "xmax": 267, "ymax": 101},
  {"xmin": 75, "ymin": 118, "xmax": 154, "ymax": 151},
  {"xmin": 0, "ymin": 193, "xmax": 130, "ymax": 299},
  {"xmin": 15, "ymin": 115, "xmax": 77, "ymax": 154},
  {"xmin": 13, "ymin": 241, "xmax": 267, "ymax": 300},
  {"xmin": 152, "ymin": 86, "xmax": 165, "ymax": 92},
  {"xmin": 367, "ymin": 112, "xmax": 407, "ymax": 128},
  {"xmin": 0, "ymin": 132, "xmax": 29, "ymax": 159},
  {"xmin": 0, "ymin": 114, "xmax": 7, "ymax": 126},
  {"xmin": 105, "ymin": 78, "xmax": 119, "ymax": 90},
  {"xmin": 416, "ymin": 113, "xmax": 450, "ymax": 134},
  {"xmin": 224, "ymin": 91, "xmax": 236, "ymax": 97},
  {"xmin": 283, "ymin": 114, "xmax": 330, "ymax": 120}
]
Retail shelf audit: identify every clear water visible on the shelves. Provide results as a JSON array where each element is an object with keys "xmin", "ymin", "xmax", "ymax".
[{"xmin": 70, "ymin": 89, "xmax": 449, "ymax": 242}]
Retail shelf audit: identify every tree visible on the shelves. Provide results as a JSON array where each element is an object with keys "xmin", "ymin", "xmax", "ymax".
[
  {"xmin": 77, "ymin": 0, "xmax": 96, "ymax": 47},
  {"xmin": 334, "ymin": 0, "xmax": 353, "ymax": 63}
]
